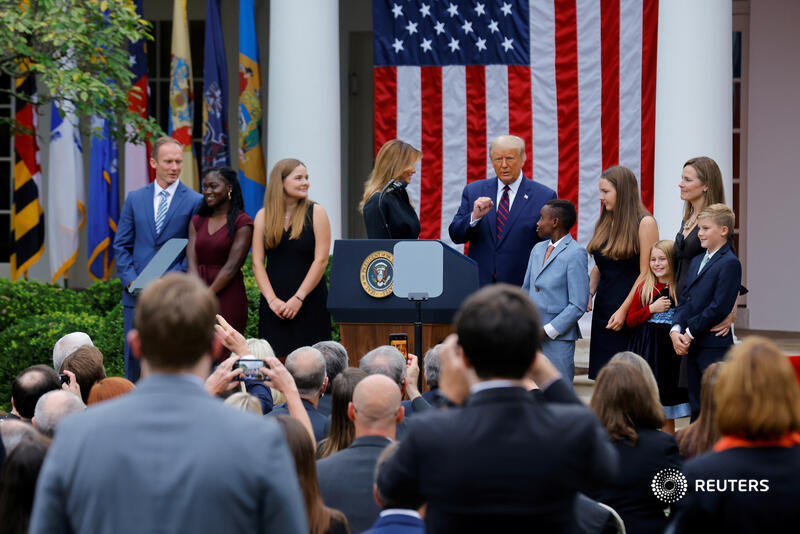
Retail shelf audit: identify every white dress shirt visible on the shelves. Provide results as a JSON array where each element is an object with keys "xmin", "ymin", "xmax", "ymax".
[{"xmin": 153, "ymin": 179, "xmax": 180, "ymax": 223}]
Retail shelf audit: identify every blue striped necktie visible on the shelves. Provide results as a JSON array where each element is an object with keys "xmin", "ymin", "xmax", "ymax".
[
  {"xmin": 155, "ymin": 190, "xmax": 169, "ymax": 234},
  {"xmin": 496, "ymin": 185, "xmax": 510, "ymax": 240}
]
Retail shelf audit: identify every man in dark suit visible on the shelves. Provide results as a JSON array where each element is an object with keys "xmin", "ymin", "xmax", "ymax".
[
  {"xmin": 114, "ymin": 137, "xmax": 203, "ymax": 382},
  {"xmin": 449, "ymin": 135, "xmax": 557, "ymax": 287},
  {"xmin": 29, "ymin": 274, "xmax": 307, "ymax": 534},
  {"xmin": 267, "ymin": 346, "xmax": 329, "ymax": 442},
  {"xmin": 378, "ymin": 284, "xmax": 618, "ymax": 533},
  {"xmin": 365, "ymin": 442, "xmax": 425, "ymax": 534},
  {"xmin": 317, "ymin": 374, "xmax": 403, "ymax": 533}
]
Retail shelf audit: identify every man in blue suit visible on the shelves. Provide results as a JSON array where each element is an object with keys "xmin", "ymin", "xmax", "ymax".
[
  {"xmin": 364, "ymin": 442, "xmax": 425, "ymax": 534},
  {"xmin": 114, "ymin": 137, "xmax": 202, "ymax": 381},
  {"xmin": 449, "ymin": 135, "xmax": 556, "ymax": 286},
  {"xmin": 522, "ymin": 200, "xmax": 589, "ymax": 383}
]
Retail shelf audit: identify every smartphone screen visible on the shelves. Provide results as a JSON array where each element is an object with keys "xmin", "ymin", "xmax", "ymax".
[
  {"xmin": 234, "ymin": 358, "xmax": 265, "ymax": 381},
  {"xmin": 389, "ymin": 333, "xmax": 408, "ymax": 360}
]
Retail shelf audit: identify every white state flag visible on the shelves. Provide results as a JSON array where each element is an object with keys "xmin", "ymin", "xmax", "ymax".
[{"xmin": 47, "ymin": 100, "xmax": 86, "ymax": 283}]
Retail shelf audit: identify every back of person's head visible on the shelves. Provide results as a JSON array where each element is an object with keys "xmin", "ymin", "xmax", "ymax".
[
  {"xmin": 32, "ymin": 391, "xmax": 86, "ymax": 438},
  {"xmin": 318, "ymin": 368, "xmax": 368, "ymax": 459},
  {"xmin": 350, "ymin": 375, "xmax": 402, "ymax": 436},
  {"xmin": 11, "ymin": 365, "xmax": 60, "ymax": 420},
  {"xmin": 374, "ymin": 440, "xmax": 424, "ymax": 510},
  {"xmin": 134, "ymin": 273, "xmax": 219, "ymax": 370},
  {"xmin": 313, "ymin": 340, "xmax": 348, "ymax": 393},
  {"xmin": 359, "ymin": 346, "xmax": 406, "ymax": 387},
  {"xmin": 0, "ymin": 433, "xmax": 51, "ymax": 534},
  {"xmin": 544, "ymin": 199, "xmax": 578, "ymax": 232},
  {"xmin": 224, "ymin": 392, "xmax": 262, "ymax": 415},
  {"xmin": 243, "ymin": 338, "xmax": 275, "ymax": 360},
  {"xmin": 0, "ymin": 420, "xmax": 39, "ymax": 454},
  {"xmin": 423, "ymin": 344, "xmax": 441, "ymax": 389},
  {"xmin": 715, "ymin": 336, "xmax": 800, "ymax": 441},
  {"xmin": 591, "ymin": 361, "xmax": 665, "ymax": 445},
  {"xmin": 59, "ymin": 346, "xmax": 106, "ymax": 404},
  {"xmin": 87, "ymin": 377, "xmax": 136, "ymax": 406},
  {"xmin": 285, "ymin": 347, "xmax": 327, "ymax": 398},
  {"xmin": 676, "ymin": 362, "xmax": 724, "ymax": 459},
  {"xmin": 275, "ymin": 415, "xmax": 345, "ymax": 534},
  {"xmin": 455, "ymin": 284, "xmax": 542, "ymax": 379},
  {"xmin": 52, "ymin": 332, "xmax": 93, "ymax": 371},
  {"xmin": 610, "ymin": 351, "xmax": 660, "ymax": 407}
]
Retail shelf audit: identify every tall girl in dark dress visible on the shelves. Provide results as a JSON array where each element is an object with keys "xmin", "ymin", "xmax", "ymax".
[
  {"xmin": 586, "ymin": 166, "xmax": 659, "ymax": 379},
  {"xmin": 252, "ymin": 159, "xmax": 332, "ymax": 358},
  {"xmin": 360, "ymin": 139, "xmax": 422, "ymax": 239},
  {"xmin": 187, "ymin": 167, "xmax": 253, "ymax": 360}
]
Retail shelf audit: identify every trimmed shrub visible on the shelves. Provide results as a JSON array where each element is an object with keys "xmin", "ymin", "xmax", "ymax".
[{"xmin": 0, "ymin": 278, "xmax": 85, "ymax": 333}]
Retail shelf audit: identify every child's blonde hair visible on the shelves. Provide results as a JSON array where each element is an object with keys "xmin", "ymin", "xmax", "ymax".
[
  {"xmin": 640, "ymin": 240, "xmax": 677, "ymax": 307},
  {"xmin": 697, "ymin": 203, "xmax": 735, "ymax": 233}
]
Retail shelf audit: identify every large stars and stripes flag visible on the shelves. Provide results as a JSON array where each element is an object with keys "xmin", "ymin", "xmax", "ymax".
[
  {"xmin": 373, "ymin": 0, "xmax": 657, "ymax": 246},
  {"xmin": 11, "ymin": 74, "xmax": 44, "ymax": 280},
  {"xmin": 170, "ymin": 0, "xmax": 199, "ymax": 190},
  {"xmin": 238, "ymin": 0, "xmax": 266, "ymax": 218},
  {"xmin": 123, "ymin": 0, "xmax": 154, "ymax": 196},
  {"xmin": 202, "ymin": 0, "xmax": 230, "ymax": 172},
  {"xmin": 88, "ymin": 117, "xmax": 120, "ymax": 281}
]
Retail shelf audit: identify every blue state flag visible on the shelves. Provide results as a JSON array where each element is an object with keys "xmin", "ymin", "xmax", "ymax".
[
  {"xmin": 202, "ymin": 0, "xmax": 230, "ymax": 172},
  {"xmin": 88, "ymin": 116, "xmax": 120, "ymax": 281}
]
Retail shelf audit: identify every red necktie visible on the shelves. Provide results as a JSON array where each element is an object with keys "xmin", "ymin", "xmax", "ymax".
[
  {"xmin": 496, "ymin": 185, "xmax": 510, "ymax": 240},
  {"xmin": 543, "ymin": 244, "xmax": 555, "ymax": 265}
]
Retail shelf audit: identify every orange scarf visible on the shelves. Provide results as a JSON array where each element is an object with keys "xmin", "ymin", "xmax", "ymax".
[{"xmin": 713, "ymin": 431, "xmax": 800, "ymax": 452}]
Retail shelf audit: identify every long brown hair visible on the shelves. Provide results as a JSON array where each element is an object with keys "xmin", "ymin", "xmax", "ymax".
[
  {"xmin": 639, "ymin": 240, "xmax": 678, "ymax": 306},
  {"xmin": 587, "ymin": 166, "xmax": 650, "ymax": 259},
  {"xmin": 675, "ymin": 362, "xmax": 724, "ymax": 459},
  {"xmin": 263, "ymin": 158, "xmax": 311, "ymax": 249},
  {"xmin": 682, "ymin": 157, "xmax": 726, "ymax": 222},
  {"xmin": 591, "ymin": 361, "xmax": 666, "ymax": 445},
  {"xmin": 715, "ymin": 337, "xmax": 800, "ymax": 441},
  {"xmin": 317, "ymin": 368, "xmax": 367, "ymax": 459},
  {"xmin": 359, "ymin": 139, "xmax": 421, "ymax": 212},
  {"xmin": 275, "ymin": 416, "xmax": 350, "ymax": 534}
]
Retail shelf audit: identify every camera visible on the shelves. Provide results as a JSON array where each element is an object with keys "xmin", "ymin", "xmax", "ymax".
[
  {"xmin": 58, "ymin": 373, "xmax": 70, "ymax": 385},
  {"xmin": 234, "ymin": 359, "xmax": 265, "ymax": 381}
]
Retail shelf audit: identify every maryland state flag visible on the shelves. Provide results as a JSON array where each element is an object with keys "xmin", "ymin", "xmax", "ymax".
[
  {"xmin": 238, "ymin": 0, "xmax": 266, "ymax": 217},
  {"xmin": 11, "ymin": 74, "xmax": 44, "ymax": 280},
  {"xmin": 170, "ymin": 0, "xmax": 199, "ymax": 190},
  {"xmin": 88, "ymin": 117, "xmax": 119, "ymax": 281}
]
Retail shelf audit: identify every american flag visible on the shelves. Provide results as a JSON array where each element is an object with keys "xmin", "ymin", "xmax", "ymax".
[{"xmin": 373, "ymin": 0, "xmax": 657, "ymax": 246}]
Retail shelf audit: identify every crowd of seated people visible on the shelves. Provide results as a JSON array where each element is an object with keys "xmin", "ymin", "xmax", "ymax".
[{"xmin": 2, "ymin": 275, "xmax": 800, "ymax": 534}]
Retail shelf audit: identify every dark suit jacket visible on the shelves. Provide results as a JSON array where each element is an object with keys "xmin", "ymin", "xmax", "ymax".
[
  {"xmin": 28, "ymin": 375, "xmax": 307, "ymax": 534},
  {"xmin": 317, "ymin": 435, "xmax": 392, "ymax": 533},
  {"xmin": 379, "ymin": 386, "xmax": 618, "ymax": 533},
  {"xmin": 672, "ymin": 446, "xmax": 800, "ymax": 533},
  {"xmin": 448, "ymin": 175, "xmax": 556, "ymax": 286},
  {"xmin": 363, "ymin": 512, "xmax": 426, "ymax": 534},
  {"xmin": 672, "ymin": 243, "xmax": 741, "ymax": 348},
  {"xmin": 114, "ymin": 181, "xmax": 202, "ymax": 307},
  {"xmin": 317, "ymin": 392, "xmax": 332, "ymax": 417},
  {"xmin": 267, "ymin": 399, "xmax": 329, "ymax": 442},
  {"xmin": 585, "ymin": 428, "xmax": 682, "ymax": 534}
]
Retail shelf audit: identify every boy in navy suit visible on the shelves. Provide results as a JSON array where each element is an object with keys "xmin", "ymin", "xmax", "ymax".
[
  {"xmin": 671, "ymin": 204, "xmax": 741, "ymax": 421},
  {"xmin": 522, "ymin": 200, "xmax": 589, "ymax": 384}
]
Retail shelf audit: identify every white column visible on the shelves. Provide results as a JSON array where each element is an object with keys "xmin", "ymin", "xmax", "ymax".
[
  {"xmin": 653, "ymin": 0, "xmax": 731, "ymax": 239},
  {"xmin": 267, "ymin": 0, "xmax": 341, "ymax": 242}
]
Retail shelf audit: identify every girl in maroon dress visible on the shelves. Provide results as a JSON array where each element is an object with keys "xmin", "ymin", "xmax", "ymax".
[{"xmin": 187, "ymin": 167, "xmax": 253, "ymax": 360}]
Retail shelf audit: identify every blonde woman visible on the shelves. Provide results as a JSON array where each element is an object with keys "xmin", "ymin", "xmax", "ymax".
[
  {"xmin": 252, "ymin": 159, "xmax": 332, "ymax": 358},
  {"xmin": 360, "ymin": 139, "xmax": 422, "ymax": 238}
]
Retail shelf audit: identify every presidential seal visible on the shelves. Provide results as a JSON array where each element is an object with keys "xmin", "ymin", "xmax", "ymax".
[{"xmin": 360, "ymin": 251, "xmax": 394, "ymax": 298}]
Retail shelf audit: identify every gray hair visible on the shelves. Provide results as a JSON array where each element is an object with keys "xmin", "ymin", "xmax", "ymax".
[
  {"xmin": 423, "ymin": 344, "xmax": 441, "ymax": 389},
  {"xmin": 313, "ymin": 340, "xmax": 348, "ymax": 391},
  {"xmin": 0, "ymin": 419, "xmax": 39, "ymax": 453},
  {"xmin": 235, "ymin": 338, "xmax": 275, "ymax": 361},
  {"xmin": 489, "ymin": 135, "xmax": 526, "ymax": 159},
  {"xmin": 610, "ymin": 351, "xmax": 660, "ymax": 404},
  {"xmin": 53, "ymin": 332, "xmax": 94, "ymax": 371},
  {"xmin": 360, "ymin": 345, "xmax": 406, "ymax": 386},
  {"xmin": 33, "ymin": 390, "xmax": 86, "ymax": 438},
  {"xmin": 224, "ymin": 392, "xmax": 262, "ymax": 415},
  {"xmin": 285, "ymin": 346, "xmax": 326, "ymax": 397}
]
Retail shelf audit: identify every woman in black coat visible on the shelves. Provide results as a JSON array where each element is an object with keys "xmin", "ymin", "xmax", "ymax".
[{"xmin": 360, "ymin": 139, "xmax": 421, "ymax": 239}]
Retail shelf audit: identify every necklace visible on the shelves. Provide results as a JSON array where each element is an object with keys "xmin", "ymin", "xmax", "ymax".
[{"xmin": 683, "ymin": 214, "xmax": 697, "ymax": 230}]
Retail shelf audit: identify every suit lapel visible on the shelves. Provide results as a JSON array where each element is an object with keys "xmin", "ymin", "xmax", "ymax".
[
  {"xmin": 144, "ymin": 182, "xmax": 157, "ymax": 239},
  {"xmin": 497, "ymin": 175, "xmax": 531, "ymax": 247},
  {"xmin": 536, "ymin": 235, "xmax": 571, "ymax": 280},
  {"xmin": 684, "ymin": 244, "xmax": 730, "ymax": 291},
  {"xmin": 485, "ymin": 178, "xmax": 498, "ymax": 245},
  {"xmin": 159, "ymin": 183, "xmax": 187, "ymax": 240}
]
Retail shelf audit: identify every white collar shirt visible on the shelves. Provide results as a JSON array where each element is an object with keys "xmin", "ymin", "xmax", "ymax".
[{"xmin": 153, "ymin": 180, "xmax": 181, "ymax": 222}]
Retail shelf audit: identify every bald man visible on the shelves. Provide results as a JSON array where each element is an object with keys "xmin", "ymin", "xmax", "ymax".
[{"xmin": 316, "ymin": 375, "xmax": 404, "ymax": 533}]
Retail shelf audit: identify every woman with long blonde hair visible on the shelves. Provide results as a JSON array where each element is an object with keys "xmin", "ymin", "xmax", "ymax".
[
  {"xmin": 586, "ymin": 166, "xmax": 659, "ymax": 379},
  {"xmin": 361, "ymin": 139, "xmax": 422, "ymax": 238},
  {"xmin": 251, "ymin": 159, "xmax": 332, "ymax": 358}
]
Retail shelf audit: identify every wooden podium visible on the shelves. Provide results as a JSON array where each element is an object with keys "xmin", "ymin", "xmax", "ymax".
[{"xmin": 328, "ymin": 239, "xmax": 478, "ymax": 368}]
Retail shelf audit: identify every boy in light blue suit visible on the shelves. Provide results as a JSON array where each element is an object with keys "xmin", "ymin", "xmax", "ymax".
[{"xmin": 522, "ymin": 200, "xmax": 589, "ymax": 384}]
